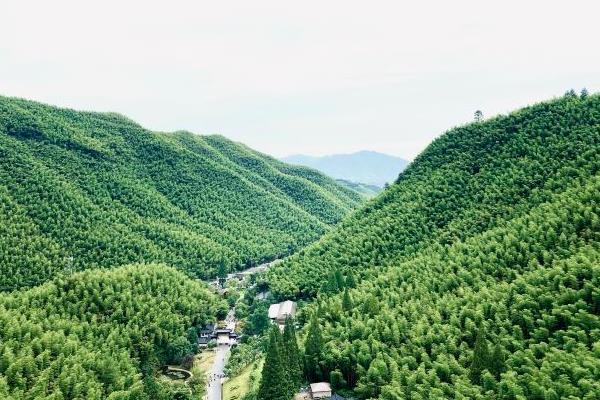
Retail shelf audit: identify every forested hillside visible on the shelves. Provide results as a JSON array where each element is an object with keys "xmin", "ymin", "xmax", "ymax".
[
  {"xmin": 0, "ymin": 96, "xmax": 361, "ymax": 291},
  {"xmin": 0, "ymin": 264, "xmax": 227, "ymax": 399},
  {"xmin": 267, "ymin": 92, "xmax": 600, "ymax": 398}
]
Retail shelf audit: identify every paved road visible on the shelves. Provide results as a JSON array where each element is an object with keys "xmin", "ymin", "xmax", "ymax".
[
  {"xmin": 205, "ymin": 309, "xmax": 236, "ymax": 400},
  {"xmin": 203, "ymin": 260, "xmax": 277, "ymax": 400},
  {"xmin": 205, "ymin": 345, "xmax": 228, "ymax": 400}
]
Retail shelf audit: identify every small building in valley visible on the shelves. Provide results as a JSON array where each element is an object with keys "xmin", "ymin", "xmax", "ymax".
[
  {"xmin": 197, "ymin": 324, "xmax": 215, "ymax": 347},
  {"xmin": 268, "ymin": 300, "xmax": 297, "ymax": 326},
  {"xmin": 215, "ymin": 328, "xmax": 238, "ymax": 345},
  {"xmin": 216, "ymin": 329, "xmax": 231, "ymax": 345},
  {"xmin": 309, "ymin": 382, "xmax": 332, "ymax": 399},
  {"xmin": 197, "ymin": 324, "xmax": 239, "ymax": 346}
]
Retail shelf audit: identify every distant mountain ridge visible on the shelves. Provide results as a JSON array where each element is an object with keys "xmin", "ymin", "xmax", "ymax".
[{"xmin": 282, "ymin": 150, "xmax": 408, "ymax": 187}]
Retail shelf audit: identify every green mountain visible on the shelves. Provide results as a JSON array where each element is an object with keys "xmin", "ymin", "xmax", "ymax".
[
  {"xmin": 282, "ymin": 150, "xmax": 408, "ymax": 187},
  {"xmin": 267, "ymin": 92, "xmax": 600, "ymax": 398},
  {"xmin": 0, "ymin": 96, "xmax": 362, "ymax": 291}
]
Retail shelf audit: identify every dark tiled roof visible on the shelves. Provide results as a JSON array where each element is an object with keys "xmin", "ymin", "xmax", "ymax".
[
  {"xmin": 199, "ymin": 324, "xmax": 215, "ymax": 334},
  {"xmin": 197, "ymin": 337, "xmax": 211, "ymax": 344}
]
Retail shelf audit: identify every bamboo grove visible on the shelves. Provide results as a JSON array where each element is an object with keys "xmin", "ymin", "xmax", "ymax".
[
  {"xmin": 0, "ymin": 96, "xmax": 361, "ymax": 291},
  {"xmin": 0, "ymin": 96, "xmax": 362, "ymax": 399},
  {"xmin": 267, "ymin": 91, "xmax": 600, "ymax": 399}
]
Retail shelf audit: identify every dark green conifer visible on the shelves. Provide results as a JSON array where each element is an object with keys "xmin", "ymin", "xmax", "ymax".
[
  {"xmin": 258, "ymin": 327, "xmax": 288, "ymax": 400},
  {"xmin": 334, "ymin": 269, "xmax": 345, "ymax": 290},
  {"xmin": 323, "ymin": 272, "xmax": 339, "ymax": 293},
  {"xmin": 283, "ymin": 317, "xmax": 303, "ymax": 391},
  {"xmin": 470, "ymin": 325, "xmax": 490, "ymax": 384},
  {"xmin": 489, "ymin": 343, "xmax": 506, "ymax": 379},
  {"xmin": 342, "ymin": 288, "xmax": 353, "ymax": 312},
  {"xmin": 345, "ymin": 272, "xmax": 356, "ymax": 288},
  {"xmin": 304, "ymin": 313, "xmax": 323, "ymax": 382},
  {"xmin": 581, "ymin": 88, "xmax": 589, "ymax": 99}
]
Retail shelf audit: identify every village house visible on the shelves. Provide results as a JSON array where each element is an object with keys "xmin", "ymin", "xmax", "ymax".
[
  {"xmin": 295, "ymin": 386, "xmax": 346, "ymax": 400},
  {"xmin": 215, "ymin": 328, "xmax": 238, "ymax": 345},
  {"xmin": 197, "ymin": 324, "xmax": 215, "ymax": 347},
  {"xmin": 309, "ymin": 382, "xmax": 332, "ymax": 399},
  {"xmin": 268, "ymin": 300, "xmax": 297, "ymax": 326},
  {"xmin": 197, "ymin": 324, "xmax": 239, "ymax": 346}
]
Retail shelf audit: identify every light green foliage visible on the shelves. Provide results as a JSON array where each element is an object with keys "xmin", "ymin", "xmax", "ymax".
[
  {"xmin": 268, "ymin": 93, "xmax": 600, "ymax": 299},
  {"xmin": 225, "ymin": 336, "xmax": 266, "ymax": 377},
  {"xmin": 0, "ymin": 264, "xmax": 227, "ymax": 399},
  {"xmin": 268, "ymin": 93, "xmax": 600, "ymax": 398},
  {"xmin": 0, "ymin": 96, "xmax": 361, "ymax": 291}
]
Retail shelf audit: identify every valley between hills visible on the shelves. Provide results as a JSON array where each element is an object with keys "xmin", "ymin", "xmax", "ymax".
[{"xmin": 1, "ymin": 91, "xmax": 599, "ymax": 400}]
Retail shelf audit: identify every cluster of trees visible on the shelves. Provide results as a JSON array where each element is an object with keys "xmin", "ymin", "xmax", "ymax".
[
  {"xmin": 256, "ymin": 319, "xmax": 303, "ymax": 400},
  {"xmin": 267, "ymin": 92, "xmax": 600, "ymax": 398},
  {"xmin": 301, "ymin": 176, "xmax": 600, "ymax": 398},
  {"xmin": 0, "ymin": 264, "xmax": 227, "ymax": 399},
  {"xmin": 225, "ymin": 336, "xmax": 267, "ymax": 377},
  {"xmin": 0, "ymin": 96, "xmax": 361, "ymax": 291}
]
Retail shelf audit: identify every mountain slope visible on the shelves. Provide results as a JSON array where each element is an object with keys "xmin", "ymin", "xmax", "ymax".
[
  {"xmin": 282, "ymin": 151, "xmax": 408, "ymax": 187},
  {"xmin": 267, "ymin": 93, "xmax": 600, "ymax": 398},
  {"xmin": 0, "ymin": 96, "xmax": 362, "ymax": 291}
]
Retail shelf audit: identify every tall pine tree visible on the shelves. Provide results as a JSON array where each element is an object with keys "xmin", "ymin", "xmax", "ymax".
[
  {"xmin": 489, "ymin": 343, "xmax": 506, "ymax": 379},
  {"xmin": 258, "ymin": 327, "xmax": 289, "ymax": 400},
  {"xmin": 334, "ymin": 269, "xmax": 345, "ymax": 290},
  {"xmin": 345, "ymin": 272, "xmax": 356, "ymax": 289},
  {"xmin": 304, "ymin": 313, "xmax": 323, "ymax": 382},
  {"xmin": 342, "ymin": 288, "xmax": 353, "ymax": 312},
  {"xmin": 283, "ymin": 317, "xmax": 303, "ymax": 390},
  {"xmin": 470, "ymin": 325, "xmax": 490, "ymax": 384}
]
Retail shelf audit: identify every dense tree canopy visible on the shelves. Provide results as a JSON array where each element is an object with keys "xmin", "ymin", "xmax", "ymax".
[
  {"xmin": 269, "ymin": 93, "xmax": 600, "ymax": 298},
  {"xmin": 0, "ymin": 264, "xmax": 227, "ymax": 399},
  {"xmin": 267, "ymin": 93, "xmax": 600, "ymax": 398},
  {"xmin": 0, "ymin": 96, "xmax": 361, "ymax": 291}
]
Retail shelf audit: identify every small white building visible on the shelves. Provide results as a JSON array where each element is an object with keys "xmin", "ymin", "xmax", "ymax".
[
  {"xmin": 215, "ymin": 329, "xmax": 237, "ymax": 345},
  {"xmin": 268, "ymin": 300, "xmax": 297, "ymax": 325},
  {"xmin": 309, "ymin": 382, "xmax": 332, "ymax": 399}
]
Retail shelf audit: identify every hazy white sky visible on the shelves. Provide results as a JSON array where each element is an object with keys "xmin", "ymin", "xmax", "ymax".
[{"xmin": 1, "ymin": 0, "xmax": 599, "ymax": 159}]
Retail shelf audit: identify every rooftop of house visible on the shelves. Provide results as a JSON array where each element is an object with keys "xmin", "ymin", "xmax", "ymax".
[
  {"xmin": 309, "ymin": 382, "xmax": 331, "ymax": 393},
  {"xmin": 268, "ymin": 300, "xmax": 297, "ymax": 320},
  {"xmin": 197, "ymin": 336, "xmax": 212, "ymax": 345}
]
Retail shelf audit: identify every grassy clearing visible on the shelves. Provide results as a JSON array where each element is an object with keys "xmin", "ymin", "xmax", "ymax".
[
  {"xmin": 223, "ymin": 358, "xmax": 264, "ymax": 400},
  {"xmin": 187, "ymin": 349, "xmax": 216, "ymax": 398},
  {"xmin": 194, "ymin": 350, "xmax": 216, "ymax": 377}
]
